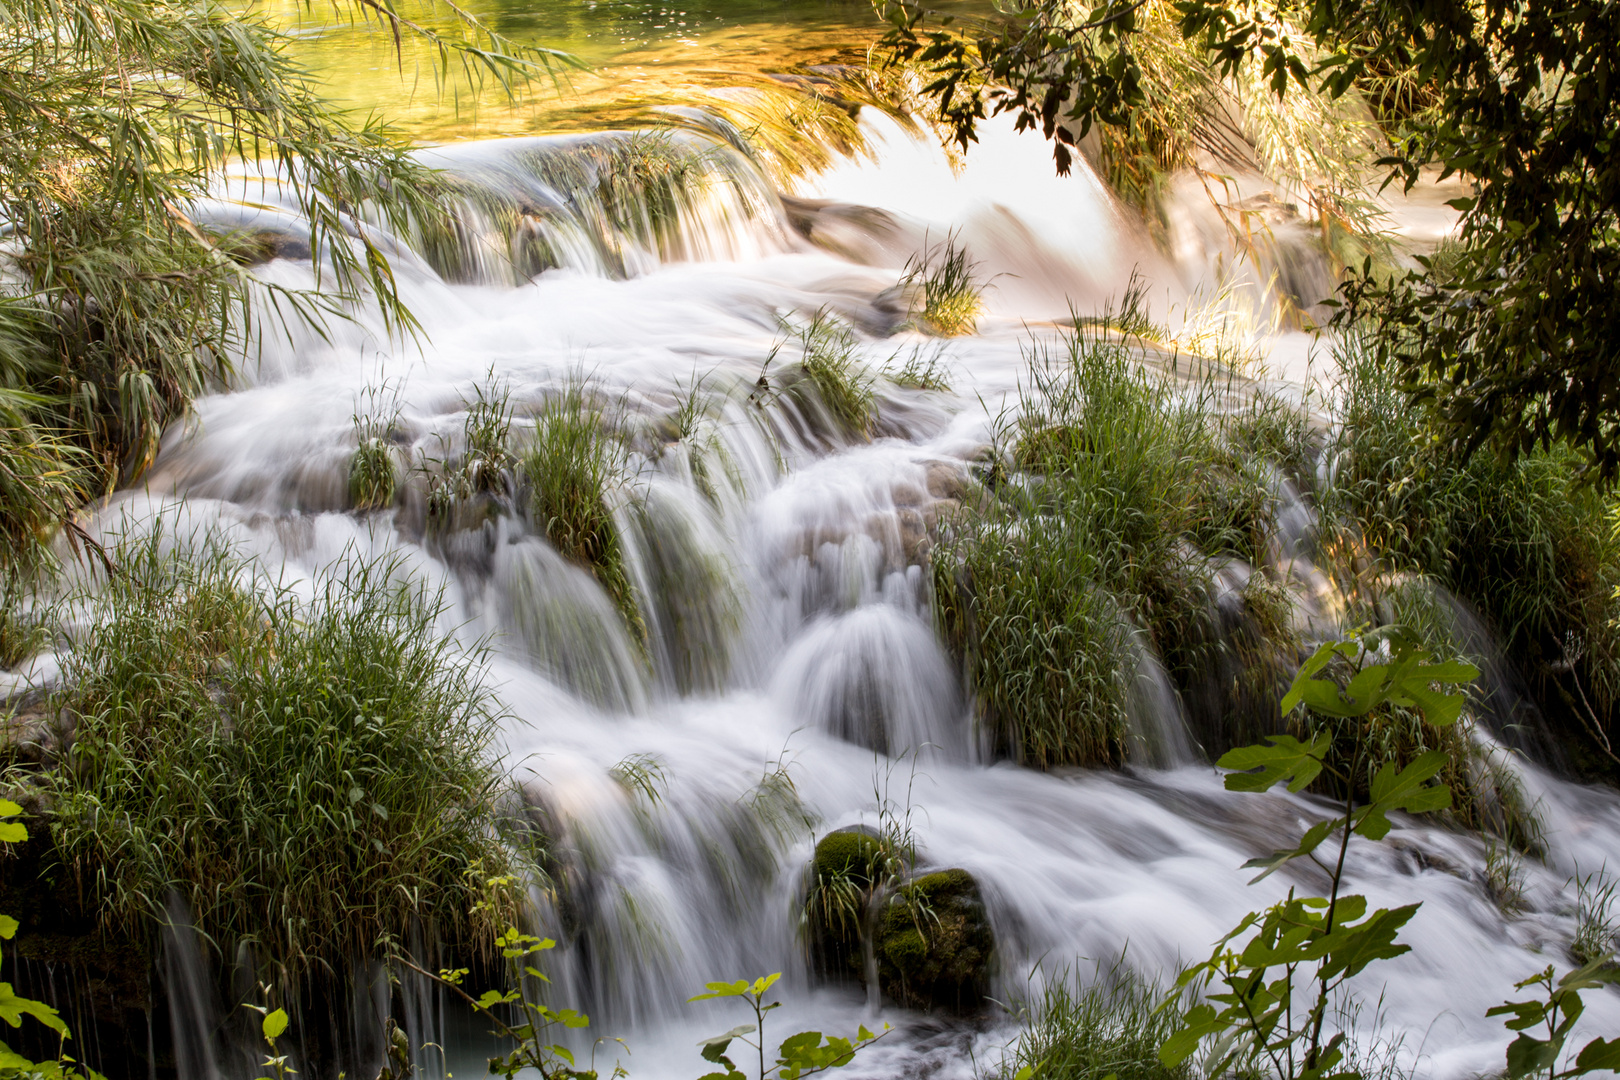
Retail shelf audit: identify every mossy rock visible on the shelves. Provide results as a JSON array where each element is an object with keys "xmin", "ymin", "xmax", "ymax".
[
  {"xmin": 805, "ymin": 827, "xmax": 884, "ymax": 982},
  {"xmin": 812, "ymin": 826, "xmax": 883, "ymax": 885},
  {"xmin": 876, "ymin": 868, "xmax": 993, "ymax": 1013}
]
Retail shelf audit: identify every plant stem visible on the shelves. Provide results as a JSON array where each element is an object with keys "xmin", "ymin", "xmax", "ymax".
[{"xmin": 1306, "ymin": 732, "xmax": 1362, "ymax": 1071}]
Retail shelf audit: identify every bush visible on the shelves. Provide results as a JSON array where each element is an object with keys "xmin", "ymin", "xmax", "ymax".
[
  {"xmin": 933, "ymin": 326, "xmax": 1291, "ymax": 766},
  {"xmin": 42, "ymin": 532, "xmax": 518, "ymax": 981},
  {"xmin": 1323, "ymin": 342, "xmax": 1620, "ymax": 780}
]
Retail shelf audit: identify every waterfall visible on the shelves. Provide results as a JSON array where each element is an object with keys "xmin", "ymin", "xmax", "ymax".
[{"xmin": 15, "ymin": 103, "xmax": 1620, "ymax": 1080}]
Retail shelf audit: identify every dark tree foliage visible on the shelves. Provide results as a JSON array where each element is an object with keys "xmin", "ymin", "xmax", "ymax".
[{"xmin": 879, "ymin": 0, "xmax": 1620, "ymax": 476}]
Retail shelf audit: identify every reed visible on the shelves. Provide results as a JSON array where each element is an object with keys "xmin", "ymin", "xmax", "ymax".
[
  {"xmin": 42, "ymin": 532, "xmax": 518, "ymax": 982},
  {"xmin": 999, "ymin": 967, "xmax": 1189, "ymax": 1080},
  {"xmin": 521, "ymin": 385, "xmax": 640, "ymax": 635},
  {"xmin": 1323, "ymin": 339, "xmax": 1620, "ymax": 779}
]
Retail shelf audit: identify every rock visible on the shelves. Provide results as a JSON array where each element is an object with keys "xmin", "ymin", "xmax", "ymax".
[
  {"xmin": 805, "ymin": 831, "xmax": 996, "ymax": 1013},
  {"xmin": 813, "ymin": 826, "xmax": 884, "ymax": 885},
  {"xmin": 923, "ymin": 460, "xmax": 972, "ymax": 501},
  {"xmin": 876, "ymin": 868, "xmax": 994, "ymax": 1013},
  {"xmin": 1, "ymin": 692, "xmax": 72, "ymax": 765}
]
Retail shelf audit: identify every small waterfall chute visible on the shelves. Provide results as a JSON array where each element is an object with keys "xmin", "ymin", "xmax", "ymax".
[{"xmin": 494, "ymin": 537, "xmax": 649, "ymax": 714}]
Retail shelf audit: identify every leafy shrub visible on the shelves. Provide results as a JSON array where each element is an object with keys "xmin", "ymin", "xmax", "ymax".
[{"xmin": 1323, "ymin": 342, "xmax": 1620, "ymax": 778}]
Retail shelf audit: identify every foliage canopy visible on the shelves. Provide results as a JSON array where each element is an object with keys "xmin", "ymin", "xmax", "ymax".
[{"xmin": 879, "ymin": 0, "xmax": 1620, "ymax": 474}]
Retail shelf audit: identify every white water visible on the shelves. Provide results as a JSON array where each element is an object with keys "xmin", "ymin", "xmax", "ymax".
[{"xmin": 32, "ymin": 106, "xmax": 1620, "ymax": 1079}]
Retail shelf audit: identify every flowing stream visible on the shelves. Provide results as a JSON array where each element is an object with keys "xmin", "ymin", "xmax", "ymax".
[{"xmin": 20, "ymin": 33, "xmax": 1620, "ymax": 1078}]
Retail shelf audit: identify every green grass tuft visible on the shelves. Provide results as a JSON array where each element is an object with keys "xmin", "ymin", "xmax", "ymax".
[
  {"xmin": 778, "ymin": 310, "xmax": 877, "ymax": 441},
  {"xmin": 999, "ymin": 966, "xmax": 1190, "ymax": 1080},
  {"xmin": 936, "ymin": 326, "xmax": 1286, "ymax": 766},
  {"xmin": 348, "ymin": 437, "xmax": 397, "ymax": 511},
  {"xmin": 904, "ymin": 236, "xmax": 984, "ymax": 337},
  {"xmin": 885, "ymin": 346, "xmax": 953, "ymax": 393},
  {"xmin": 41, "ymin": 531, "xmax": 518, "ymax": 982},
  {"xmin": 521, "ymin": 385, "xmax": 641, "ymax": 637},
  {"xmin": 0, "ymin": 579, "xmax": 45, "ymax": 670}
]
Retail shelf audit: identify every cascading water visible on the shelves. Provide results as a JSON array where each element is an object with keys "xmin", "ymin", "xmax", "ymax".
[{"xmin": 17, "ymin": 87, "xmax": 1620, "ymax": 1080}]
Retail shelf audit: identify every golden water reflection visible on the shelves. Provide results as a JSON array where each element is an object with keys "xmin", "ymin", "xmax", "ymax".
[{"xmin": 267, "ymin": 0, "xmax": 932, "ymax": 142}]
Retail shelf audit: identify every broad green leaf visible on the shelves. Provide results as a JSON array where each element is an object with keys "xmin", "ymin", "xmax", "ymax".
[
  {"xmin": 0, "ymin": 916, "xmax": 16, "ymax": 941},
  {"xmin": 0, "ymin": 800, "xmax": 21, "ymax": 818},
  {"xmin": 1358, "ymin": 753, "xmax": 1453, "ymax": 839},
  {"xmin": 1486, "ymin": 999, "xmax": 1546, "ymax": 1031},
  {"xmin": 1558, "ymin": 953, "xmax": 1620, "ymax": 992},
  {"xmin": 1505, "ymin": 1033, "xmax": 1560, "ymax": 1080},
  {"xmin": 1242, "ymin": 817, "xmax": 1341, "ymax": 882},
  {"xmin": 1159, "ymin": 1002, "xmax": 1220, "ymax": 1066},
  {"xmin": 262, "ymin": 1008, "xmax": 288, "ymax": 1040},
  {"xmin": 1574, "ymin": 1036, "xmax": 1620, "ymax": 1073},
  {"xmin": 689, "ymin": 979, "xmax": 751, "ymax": 1002},
  {"xmin": 700, "ymin": 1024, "xmax": 755, "ymax": 1062},
  {"xmin": 0, "ymin": 982, "xmax": 68, "ymax": 1034},
  {"xmin": 1318, "ymin": 904, "xmax": 1418, "ymax": 980},
  {"xmin": 0, "ymin": 823, "xmax": 25, "ymax": 844},
  {"xmin": 1218, "ymin": 734, "xmax": 1330, "ymax": 793}
]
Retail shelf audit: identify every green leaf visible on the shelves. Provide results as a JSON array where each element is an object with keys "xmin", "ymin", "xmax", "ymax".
[
  {"xmin": 0, "ymin": 916, "xmax": 17, "ymax": 941},
  {"xmin": 0, "ymin": 823, "xmax": 26, "ymax": 844},
  {"xmin": 1574, "ymin": 1036, "xmax": 1620, "ymax": 1073},
  {"xmin": 262, "ymin": 1008, "xmax": 288, "ymax": 1040},
  {"xmin": 0, "ymin": 800, "xmax": 21, "ymax": 818},
  {"xmin": 0, "ymin": 982, "xmax": 69, "ymax": 1035},
  {"xmin": 1217, "ymin": 733, "xmax": 1330, "ymax": 793},
  {"xmin": 1242, "ymin": 817, "xmax": 1341, "ymax": 882},
  {"xmin": 700, "ymin": 1024, "xmax": 755, "ymax": 1063},
  {"xmin": 1159, "ymin": 1002, "xmax": 1221, "ymax": 1066},
  {"xmin": 1357, "ymin": 752, "xmax": 1453, "ymax": 839},
  {"xmin": 1505, "ymin": 1033, "xmax": 1560, "ymax": 1080},
  {"xmin": 689, "ymin": 979, "xmax": 751, "ymax": 1002}
]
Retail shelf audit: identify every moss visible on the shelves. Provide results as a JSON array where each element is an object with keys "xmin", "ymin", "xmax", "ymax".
[
  {"xmin": 813, "ymin": 828, "xmax": 884, "ymax": 884},
  {"xmin": 876, "ymin": 868, "xmax": 994, "ymax": 1012}
]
